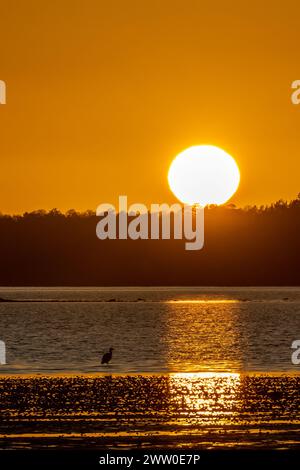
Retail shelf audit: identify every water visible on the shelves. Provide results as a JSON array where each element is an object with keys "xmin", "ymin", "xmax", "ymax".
[{"xmin": 0, "ymin": 287, "xmax": 300, "ymax": 374}]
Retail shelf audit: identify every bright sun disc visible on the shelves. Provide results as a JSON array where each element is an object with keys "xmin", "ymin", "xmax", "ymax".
[{"xmin": 168, "ymin": 145, "xmax": 240, "ymax": 206}]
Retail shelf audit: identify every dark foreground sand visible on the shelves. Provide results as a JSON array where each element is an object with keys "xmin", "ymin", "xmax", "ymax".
[{"xmin": 0, "ymin": 372, "xmax": 300, "ymax": 451}]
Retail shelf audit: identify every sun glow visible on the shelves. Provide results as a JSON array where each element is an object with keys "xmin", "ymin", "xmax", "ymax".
[
  {"xmin": 165, "ymin": 299, "xmax": 239, "ymax": 304},
  {"xmin": 168, "ymin": 145, "xmax": 240, "ymax": 206}
]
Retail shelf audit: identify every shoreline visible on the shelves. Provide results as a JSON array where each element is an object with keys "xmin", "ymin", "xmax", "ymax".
[
  {"xmin": 0, "ymin": 370, "xmax": 300, "ymax": 378},
  {"xmin": 0, "ymin": 372, "xmax": 300, "ymax": 450}
]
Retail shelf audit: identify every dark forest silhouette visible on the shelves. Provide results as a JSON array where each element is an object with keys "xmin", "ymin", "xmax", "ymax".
[{"xmin": 1, "ymin": 196, "xmax": 300, "ymax": 286}]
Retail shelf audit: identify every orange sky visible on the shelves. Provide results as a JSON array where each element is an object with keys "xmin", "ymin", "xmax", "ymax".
[{"xmin": 0, "ymin": 0, "xmax": 300, "ymax": 214}]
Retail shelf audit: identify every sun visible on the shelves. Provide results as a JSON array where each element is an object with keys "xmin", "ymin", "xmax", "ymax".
[{"xmin": 168, "ymin": 145, "xmax": 240, "ymax": 206}]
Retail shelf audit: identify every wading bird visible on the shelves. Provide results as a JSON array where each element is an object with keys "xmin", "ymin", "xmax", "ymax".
[{"xmin": 101, "ymin": 347, "xmax": 114, "ymax": 365}]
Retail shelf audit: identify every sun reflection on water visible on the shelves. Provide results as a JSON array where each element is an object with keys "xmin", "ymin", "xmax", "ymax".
[
  {"xmin": 165, "ymin": 300, "xmax": 239, "ymax": 304},
  {"xmin": 168, "ymin": 372, "xmax": 241, "ymax": 424},
  {"xmin": 163, "ymin": 299, "xmax": 242, "ymax": 373}
]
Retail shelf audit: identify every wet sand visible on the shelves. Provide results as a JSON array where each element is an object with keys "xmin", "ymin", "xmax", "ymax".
[{"xmin": 0, "ymin": 372, "xmax": 300, "ymax": 450}]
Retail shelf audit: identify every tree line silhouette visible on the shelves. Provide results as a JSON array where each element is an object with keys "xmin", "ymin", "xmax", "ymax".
[{"xmin": 1, "ymin": 196, "xmax": 300, "ymax": 285}]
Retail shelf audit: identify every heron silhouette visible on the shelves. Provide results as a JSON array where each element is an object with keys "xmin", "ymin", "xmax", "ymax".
[{"xmin": 101, "ymin": 347, "xmax": 114, "ymax": 365}]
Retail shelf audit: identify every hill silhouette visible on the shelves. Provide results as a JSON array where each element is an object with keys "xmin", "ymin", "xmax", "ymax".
[{"xmin": 1, "ymin": 196, "xmax": 300, "ymax": 285}]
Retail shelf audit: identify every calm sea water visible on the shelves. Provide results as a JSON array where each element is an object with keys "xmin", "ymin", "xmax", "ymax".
[{"xmin": 0, "ymin": 287, "xmax": 300, "ymax": 374}]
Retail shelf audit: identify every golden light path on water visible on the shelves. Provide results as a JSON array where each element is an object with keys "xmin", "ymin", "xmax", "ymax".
[
  {"xmin": 165, "ymin": 300, "xmax": 239, "ymax": 304},
  {"xmin": 168, "ymin": 372, "xmax": 242, "ymax": 423},
  {"xmin": 163, "ymin": 298, "xmax": 242, "ymax": 373}
]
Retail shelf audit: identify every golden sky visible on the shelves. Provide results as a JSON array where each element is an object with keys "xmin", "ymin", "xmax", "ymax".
[{"xmin": 0, "ymin": 0, "xmax": 300, "ymax": 213}]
